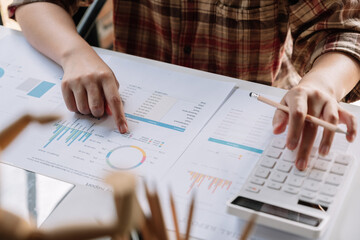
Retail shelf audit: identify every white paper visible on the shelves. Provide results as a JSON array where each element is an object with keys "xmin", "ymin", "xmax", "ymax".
[
  {"xmin": 0, "ymin": 33, "xmax": 235, "ymax": 190},
  {"xmin": 1, "ymin": 29, "xmax": 357, "ymax": 240},
  {"xmin": 160, "ymin": 88, "xmax": 352, "ymax": 240}
]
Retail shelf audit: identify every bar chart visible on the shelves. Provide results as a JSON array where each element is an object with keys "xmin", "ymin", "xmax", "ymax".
[
  {"xmin": 16, "ymin": 78, "xmax": 55, "ymax": 98},
  {"xmin": 187, "ymin": 171, "xmax": 232, "ymax": 194},
  {"xmin": 44, "ymin": 119, "xmax": 94, "ymax": 148}
]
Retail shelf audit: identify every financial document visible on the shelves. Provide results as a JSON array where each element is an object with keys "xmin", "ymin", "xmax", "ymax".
[
  {"xmin": 0, "ymin": 32, "xmax": 235, "ymax": 190},
  {"xmin": 159, "ymin": 88, "xmax": 352, "ymax": 240},
  {"xmin": 0, "ymin": 30, "xmax": 357, "ymax": 240}
]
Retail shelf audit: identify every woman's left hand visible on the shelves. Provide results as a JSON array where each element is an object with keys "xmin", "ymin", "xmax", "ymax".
[{"xmin": 272, "ymin": 52, "xmax": 359, "ymax": 171}]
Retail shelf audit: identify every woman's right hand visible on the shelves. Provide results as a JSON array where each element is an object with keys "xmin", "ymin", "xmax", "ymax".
[
  {"xmin": 15, "ymin": 2, "xmax": 128, "ymax": 134},
  {"xmin": 61, "ymin": 48, "xmax": 128, "ymax": 133}
]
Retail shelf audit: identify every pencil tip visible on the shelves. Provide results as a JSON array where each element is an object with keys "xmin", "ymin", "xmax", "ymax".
[{"xmin": 249, "ymin": 92, "xmax": 259, "ymax": 99}]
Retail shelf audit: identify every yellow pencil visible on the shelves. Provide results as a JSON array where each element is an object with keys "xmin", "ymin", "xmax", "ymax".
[{"xmin": 249, "ymin": 92, "xmax": 347, "ymax": 134}]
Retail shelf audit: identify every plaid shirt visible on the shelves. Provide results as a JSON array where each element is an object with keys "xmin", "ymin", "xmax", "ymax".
[{"xmin": 9, "ymin": 0, "xmax": 360, "ymax": 102}]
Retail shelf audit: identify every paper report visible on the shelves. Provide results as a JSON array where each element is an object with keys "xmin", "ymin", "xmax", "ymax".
[
  {"xmin": 0, "ymin": 33, "xmax": 235, "ymax": 189},
  {"xmin": 159, "ymin": 89, "xmax": 352, "ymax": 240},
  {"xmin": 0, "ymin": 30, "xmax": 355, "ymax": 240}
]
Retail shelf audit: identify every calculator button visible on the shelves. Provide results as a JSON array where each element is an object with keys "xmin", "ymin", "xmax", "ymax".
[
  {"xmin": 303, "ymin": 180, "xmax": 320, "ymax": 192},
  {"xmin": 317, "ymin": 195, "xmax": 333, "ymax": 205},
  {"xmin": 283, "ymin": 150, "xmax": 296, "ymax": 163},
  {"xmin": 335, "ymin": 154, "xmax": 351, "ymax": 166},
  {"xmin": 250, "ymin": 178, "xmax": 265, "ymax": 186},
  {"xmin": 310, "ymin": 147, "xmax": 318, "ymax": 157},
  {"xmin": 267, "ymin": 182, "xmax": 282, "ymax": 190},
  {"xmin": 260, "ymin": 157, "xmax": 276, "ymax": 169},
  {"xmin": 318, "ymin": 152, "xmax": 334, "ymax": 161},
  {"xmin": 287, "ymin": 176, "xmax": 304, "ymax": 187},
  {"xmin": 313, "ymin": 160, "xmax": 329, "ymax": 172},
  {"xmin": 325, "ymin": 174, "xmax": 342, "ymax": 186},
  {"xmin": 308, "ymin": 169, "xmax": 325, "ymax": 182},
  {"xmin": 284, "ymin": 186, "xmax": 299, "ymax": 195},
  {"xmin": 266, "ymin": 147, "xmax": 282, "ymax": 159},
  {"xmin": 300, "ymin": 191, "xmax": 316, "ymax": 199},
  {"xmin": 245, "ymin": 185, "xmax": 261, "ymax": 193},
  {"xmin": 271, "ymin": 138, "xmax": 286, "ymax": 149},
  {"xmin": 276, "ymin": 162, "xmax": 292, "ymax": 173},
  {"xmin": 255, "ymin": 168, "xmax": 270, "ymax": 179},
  {"xmin": 320, "ymin": 185, "xmax": 337, "ymax": 197},
  {"xmin": 293, "ymin": 168, "xmax": 309, "ymax": 177},
  {"xmin": 330, "ymin": 164, "xmax": 346, "ymax": 176},
  {"xmin": 271, "ymin": 171, "xmax": 287, "ymax": 183}
]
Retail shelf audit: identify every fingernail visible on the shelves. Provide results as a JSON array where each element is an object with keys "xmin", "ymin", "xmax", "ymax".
[
  {"xmin": 319, "ymin": 146, "xmax": 329, "ymax": 156},
  {"xmin": 296, "ymin": 160, "xmax": 307, "ymax": 171},
  {"xmin": 350, "ymin": 133, "xmax": 356, "ymax": 142},
  {"xmin": 106, "ymin": 104, "xmax": 112, "ymax": 115},
  {"xmin": 288, "ymin": 139, "xmax": 297, "ymax": 149},
  {"xmin": 272, "ymin": 122, "xmax": 280, "ymax": 133},
  {"xmin": 119, "ymin": 124, "xmax": 127, "ymax": 134},
  {"xmin": 273, "ymin": 121, "xmax": 280, "ymax": 129}
]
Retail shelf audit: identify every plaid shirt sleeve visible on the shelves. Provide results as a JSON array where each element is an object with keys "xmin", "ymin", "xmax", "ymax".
[
  {"xmin": 289, "ymin": 0, "xmax": 360, "ymax": 102},
  {"xmin": 7, "ymin": 0, "xmax": 90, "ymax": 18}
]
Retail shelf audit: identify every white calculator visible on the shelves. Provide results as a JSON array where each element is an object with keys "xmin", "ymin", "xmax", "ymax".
[{"xmin": 227, "ymin": 135, "xmax": 358, "ymax": 239}]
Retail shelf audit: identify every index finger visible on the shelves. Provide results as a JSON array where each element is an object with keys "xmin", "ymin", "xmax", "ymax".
[
  {"xmin": 284, "ymin": 91, "xmax": 307, "ymax": 150},
  {"xmin": 339, "ymin": 108, "xmax": 357, "ymax": 142},
  {"xmin": 102, "ymin": 80, "xmax": 128, "ymax": 134}
]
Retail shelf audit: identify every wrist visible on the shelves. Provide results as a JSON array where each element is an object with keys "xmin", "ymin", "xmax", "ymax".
[
  {"xmin": 60, "ymin": 38, "xmax": 96, "ymax": 69},
  {"xmin": 298, "ymin": 71, "xmax": 339, "ymax": 100},
  {"xmin": 299, "ymin": 52, "xmax": 360, "ymax": 101}
]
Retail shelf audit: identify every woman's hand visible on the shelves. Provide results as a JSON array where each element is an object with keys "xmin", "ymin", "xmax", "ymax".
[
  {"xmin": 272, "ymin": 52, "xmax": 359, "ymax": 171},
  {"xmin": 61, "ymin": 48, "xmax": 128, "ymax": 134},
  {"xmin": 15, "ymin": 3, "xmax": 128, "ymax": 134},
  {"xmin": 272, "ymin": 82, "xmax": 356, "ymax": 171}
]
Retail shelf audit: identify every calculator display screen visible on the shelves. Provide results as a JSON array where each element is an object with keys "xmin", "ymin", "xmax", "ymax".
[{"xmin": 231, "ymin": 196, "xmax": 321, "ymax": 227}]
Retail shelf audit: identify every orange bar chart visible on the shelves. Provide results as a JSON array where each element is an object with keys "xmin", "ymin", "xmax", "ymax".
[{"xmin": 187, "ymin": 171, "xmax": 232, "ymax": 194}]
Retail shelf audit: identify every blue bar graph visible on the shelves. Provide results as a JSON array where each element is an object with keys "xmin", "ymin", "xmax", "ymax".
[
  {"xmin": 44, "ymin": 123, "xmax": 92, "ymax": 148},
  {"xmin": 0, "ymin": 67, "xmax": 4, "ymax": 78},
  {"xmin": 125, "ymin": 113, "xmax": 185, "ymax": 132},
  {"xmin": 27, "ymin": 81, "xmax": 55, "ymax": 98},
  {"xmin": 208, "ymin": 137, "xmax": 263, "ymax": 154}
]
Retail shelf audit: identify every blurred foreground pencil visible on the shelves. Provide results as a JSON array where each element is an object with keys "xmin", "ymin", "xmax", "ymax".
[
  {"xmin": 0, "ymin": 114, "xmax": 60, "ymax": 150},
  {"xmin": 184, "ymin": 193, "xmax": 195, "ymax": 240},
  {"xmin": 169, "ymin": 191, "xmax": 181, "ymax": 240},
  {"xmin": 249, "ymin": 92, "xmax": 347, "ymax": 135},
  {"xmin": 240, "ymin": 214, "xmax": 257, "ymax": 240}
]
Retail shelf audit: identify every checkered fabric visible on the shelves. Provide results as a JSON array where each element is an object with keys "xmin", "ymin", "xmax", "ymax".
[{"xmin": 9, "ymin": 0, "xmax": 360, "ymax": 102}]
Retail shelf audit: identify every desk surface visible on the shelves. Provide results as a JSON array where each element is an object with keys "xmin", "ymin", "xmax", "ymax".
[{"xmin": 1, "ymin": 25, "xmax": 360, "ymax": 240}]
